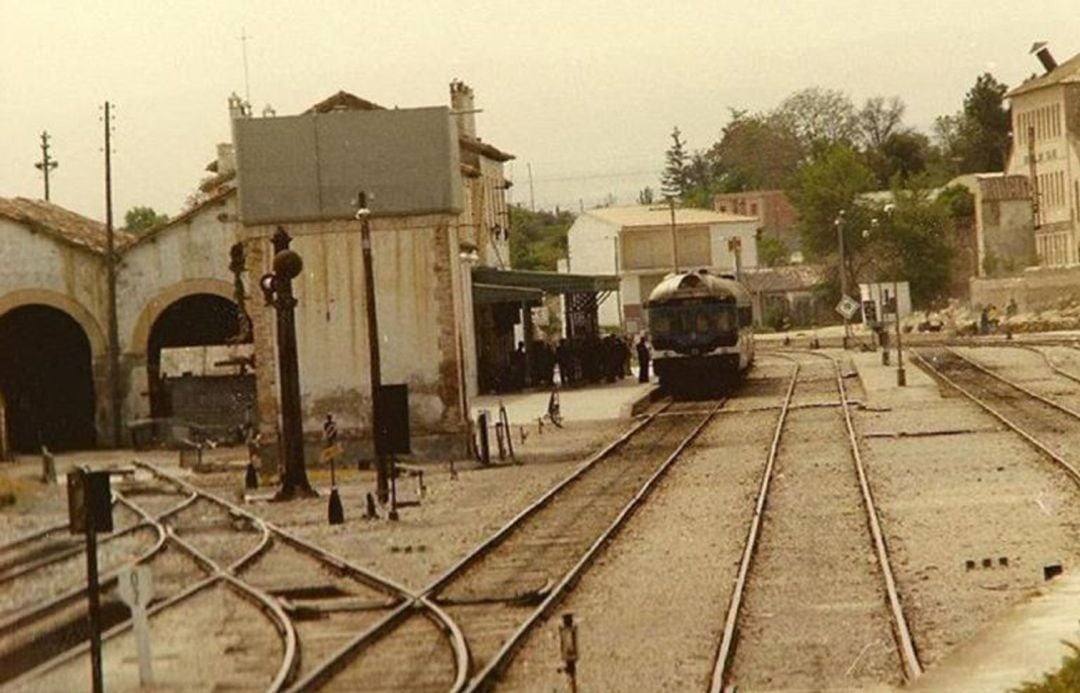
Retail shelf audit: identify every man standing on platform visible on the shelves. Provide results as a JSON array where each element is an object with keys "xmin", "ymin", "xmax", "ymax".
[{"xmin": 636, "ymin": 335, "xmax": 651, "ymax": 383}]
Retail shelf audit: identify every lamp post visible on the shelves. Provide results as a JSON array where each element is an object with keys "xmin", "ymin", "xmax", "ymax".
[
  {"xmin": 260, "ymin": 227, "xmax": 315, "ymax": 499},
  {"xmin": 834, "ymin": 210, "xmax": 849, "ymax": 349}
]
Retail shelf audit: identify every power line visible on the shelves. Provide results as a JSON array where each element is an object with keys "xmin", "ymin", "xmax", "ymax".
[{"xmin": 522, "ymin": 168, "xmax": 659, "ymax": 184}]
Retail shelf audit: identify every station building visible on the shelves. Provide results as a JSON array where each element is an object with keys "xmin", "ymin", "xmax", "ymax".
[{"xmin": 0, "ymin": 80, "xmax": 596, "ymax": 460}]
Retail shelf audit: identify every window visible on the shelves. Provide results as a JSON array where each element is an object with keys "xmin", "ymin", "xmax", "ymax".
[{"xmin": 750, "ymin": 203, "xmax": 758, "ymax": 216}]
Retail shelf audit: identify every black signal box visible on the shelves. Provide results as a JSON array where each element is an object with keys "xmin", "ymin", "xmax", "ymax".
[
  {"xmin": 68, "ymin": 469, "xmax": 113, "ymax": 535},
  {"xmin": 376, "ymin": 384, "xmax": 411, "ymax": 456}
]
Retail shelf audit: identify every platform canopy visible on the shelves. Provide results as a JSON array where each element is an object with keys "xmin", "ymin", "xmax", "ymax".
[
  {"xmin": 472, "ymin": 283, "xmax": 543, "ymax": 305},
  {"xmin": 471, "ymin": 267, "xmax": 619, "ymax": 296}
]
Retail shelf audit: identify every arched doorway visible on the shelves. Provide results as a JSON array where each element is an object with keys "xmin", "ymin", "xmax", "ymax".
[
  {"xmin": 147, "ymin": 294, "xmax": 252, "ymax": 422},
  {"xmin": 0, "ymin": 305, "xmax": 96, "ymax": 452}
]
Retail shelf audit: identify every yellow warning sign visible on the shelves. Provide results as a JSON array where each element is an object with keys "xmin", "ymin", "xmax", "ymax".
[{"xmin": 320, "ymin": 443, "xmax": 345, "ymax": 462}]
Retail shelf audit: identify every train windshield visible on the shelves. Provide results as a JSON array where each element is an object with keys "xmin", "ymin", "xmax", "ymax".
[{"xmin": 649, "ymin": 302, "xmax": 736, "ymax": 337}]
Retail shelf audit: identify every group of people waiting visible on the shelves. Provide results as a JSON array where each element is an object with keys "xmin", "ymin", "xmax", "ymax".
[{"xmin": 497, "ymin": 334, "xmax": 654, "ymax": 392}]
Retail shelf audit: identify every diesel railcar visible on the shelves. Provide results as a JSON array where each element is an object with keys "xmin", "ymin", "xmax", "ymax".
[{"xmin": 645, "ymin": 270, "xmax": 754, "ymax": 392}]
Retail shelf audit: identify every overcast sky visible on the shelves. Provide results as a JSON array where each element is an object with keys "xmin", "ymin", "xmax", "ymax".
[{"xmin": 3, "ymin": 1, "xmax": 1079, "ymax": 221}]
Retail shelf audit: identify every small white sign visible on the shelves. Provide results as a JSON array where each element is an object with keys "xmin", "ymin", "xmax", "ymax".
[
  {"xmin": 118, "ymin": 565, "xmax": 154, "ymax": 685},
  {"xmin": 835, "ymin": 295, "xmax": 860, "ymax": 320}
]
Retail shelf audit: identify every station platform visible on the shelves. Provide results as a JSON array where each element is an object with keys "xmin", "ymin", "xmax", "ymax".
[
  {"xmin": 471, "ymin": 377, "xmax": 658, "ymax": 427},
  {"xmin": 849, "ymin": 349, "xmax": 939, "ymax": 407},
  {"xmin": 846, "ymin": 344, "xmax": 1078, "ymax": 691},
  {"xmin": 906, "ymin": 573, "xmax": 1080, "ymax": 691}
]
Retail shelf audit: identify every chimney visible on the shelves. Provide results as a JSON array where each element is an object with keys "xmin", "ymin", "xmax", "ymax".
[
  {"xmin": 216, "ymin": 143, "xmax": 236, "ymax": 176},
  {"xmin": 1031, "ymin": 42, "xmax": 1057, "ymax": 74},
  {"xmin": 227, "ymin": 92, "xmax": 251, "ymax": 120},
  {"xmin": 450, "ymin": 79, "xmax": 477, "ymax": 140}
]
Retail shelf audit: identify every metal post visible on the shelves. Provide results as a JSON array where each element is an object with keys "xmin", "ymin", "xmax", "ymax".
[
  {"xmin": 894, "ymin": 278, "xmax": 906, "ymax": 386},
  {"xmin": 560, "ymin": 612, "xmax": 579, "ymax": 693},
  {"xmin": 522, "ymin": 302, "xmax": 534, "ymax": 387},
  {"xmin": 356, "ymin": 193, "xmax": 389, "ymax": 504},
  {"xmin": 388, "ymin": 457, "xmax": 399, "ymax": 522},
  {"xmin": 612, "ymin": 236, "xmax": 625, "ymax": 332},
  {"xmin": 85, "ymin": 525, "xmax": 104, "ymax": 693},
  {"xmin": 263, "ymin": 227, "xmax": 314, "ymax": 499},
  {"xmin": 835, "ymin": 210, "xmax": 849, "ymax": 349}
]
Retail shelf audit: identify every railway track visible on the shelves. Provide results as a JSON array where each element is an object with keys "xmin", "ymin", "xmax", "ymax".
[
  {"xmin": 294, "ymin": 397, "xmax": 723, "ymax": 691},
  {"xmin": 912, "ymin": 347, "xmax": 1080, "ymax": 486},
  {"xmin": 6, "ymin": 463, "xmax": 461, "ymax": 692},
  {"xmin": 710, "ymin": 351, "xmax": 920, "ymax": 691}
]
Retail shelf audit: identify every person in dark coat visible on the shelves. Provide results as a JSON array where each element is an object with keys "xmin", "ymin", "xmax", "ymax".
[
  {"xmin": 555, "ymin": 339, "xmax": 573, "ymax": 386},
  {"xmin": 636, "ymin": 335, "xmax": 651, "ymax": 383}
]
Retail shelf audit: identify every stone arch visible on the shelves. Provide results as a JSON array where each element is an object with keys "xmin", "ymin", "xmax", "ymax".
[
  {"xmin": 0, "ymin": 303, "xmax": 98, "ymax": 451},
  {"xmin": 0, "ymin": 289, "xmax": 106, "ymax": 358},
  {"xmin": 129, "ymin": 279, "xmax": 236, "ymax": 357}
]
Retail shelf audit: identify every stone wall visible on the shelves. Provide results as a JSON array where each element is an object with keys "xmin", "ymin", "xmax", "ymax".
[{"xmin": 970, "ymin": 266, "xmax": 1080, "ymax": 313}]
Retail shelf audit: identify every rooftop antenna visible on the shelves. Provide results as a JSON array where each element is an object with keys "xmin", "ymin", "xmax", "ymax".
[{"xmin": 240, "ymin": 27, "xmax": 252, "ymax": 104}]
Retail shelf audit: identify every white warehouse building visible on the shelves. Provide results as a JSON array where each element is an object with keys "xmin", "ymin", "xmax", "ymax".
[{"xmin": 566, "ymin": 205, "xmax": 759, "ymax": 334}]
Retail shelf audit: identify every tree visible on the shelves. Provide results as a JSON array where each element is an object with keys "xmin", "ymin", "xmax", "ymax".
[
  {"xmin": 757, "ymin": 236, "xmax": 790, "ymax": 267},
  {"xmin": 787, "ymin": 144, "xmax": 876, "ymax": 259},
  {"xmin": 868, "ymin": 190, "xmax": 955, "ymax": 307},
  {"xmin": 708, "ymin": 109, "xmax": 804, "ymax": 191},
  {"xmin": 858, "ymin": 96, "xmax": 906, "ymax": 149},
  {"xmin": 123, "ymin": 206, "xmax": 169, "ymax": 234},
  {"xmin": 774, "ymin": 87, "xmax": 859, "ymax": 152},
  {"xmin": 865, "ymin": 129, "xmax": 931, "ymax": 186},
  {"xmin": 959, "ymin": 73, "xmax": 1010, "ymax": 172},
  {"xmin": 637, "ymin": 187, "xmax": 655, "ymax": 205},
  {"xmin": 660, "ymin": 127, "xmax": 692, "ymax": 199},
  {"xmin": 509, "ymin": 205, "xmax": 574, "ymax": 271},
  {"xmin": 933, "ymin": 73, "xmax": 1011, "ymax": 175}
]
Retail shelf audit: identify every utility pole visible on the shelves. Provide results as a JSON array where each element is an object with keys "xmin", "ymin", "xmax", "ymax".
[
  {"xmin": 34, "ymin": 131, "xmax": 59, "ymax": 201},
  {"xmin": 668, "ymin": 196, "xmax": 680, "ymax": 273},
  {"xmin": 527, "ymin": 163, "xmax": 536, "ymax": 212},
  {"xmin": 356, "ymin": 192, "xmax": 391, "ymax": 510},
  {"xmin": 103, "ymin": 102, "xmax": 121, "ymax": 447}
]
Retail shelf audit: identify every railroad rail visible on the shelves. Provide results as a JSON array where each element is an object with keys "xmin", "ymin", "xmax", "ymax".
[
  {"xmin": 710, "ymin": 350, "xmax": 921, "ymax": 691},
  {"xmin": 137, "ymin": 461, "xmax": 468, "ymax": 692},
  {"xmin": 293, "ymin": 397, "xmax": 723, "ymax": 691},
  {"xmin": 912, "ymin": 347, "xmax": 1080, "ymax": 487},
  {"xmin": 6, "ymin": 462, "xmax": 463, "ymax": 692}
]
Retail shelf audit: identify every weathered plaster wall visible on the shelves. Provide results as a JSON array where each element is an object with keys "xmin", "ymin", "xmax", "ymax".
[
  {"xmin": 117, "ymin": 194, "xmax": 242, "ymax": 422},
  {"xmin": 242, "ymin": 213, "xmax": 470, "ymax": 456},
  {"xmin": 0, "ymin": 219, "xmax": 110, "ymax": 442}
]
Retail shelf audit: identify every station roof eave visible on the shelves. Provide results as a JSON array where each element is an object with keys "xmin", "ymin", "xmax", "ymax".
[
  {"xmin": 472, "ymin": 267, "xmax": 620, "ymax": 295},
  {"xmin": 473, "ymin": 283, "xmax": 543, "ymax": 305}
]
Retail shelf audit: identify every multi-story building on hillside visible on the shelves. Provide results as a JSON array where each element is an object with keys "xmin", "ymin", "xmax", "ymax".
[{"xmin": 1005, "ymin": 44, "xmax": 1080, "ymax": 268}]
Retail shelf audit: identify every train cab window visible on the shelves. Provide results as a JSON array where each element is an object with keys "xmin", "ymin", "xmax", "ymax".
[
  {"xmin": 696, "ymin": 314, "xmax": 710, "ymax": 333},
  {"xmin": 713, "ymin": 307, "xmax": 734, "ymax": 332}
]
